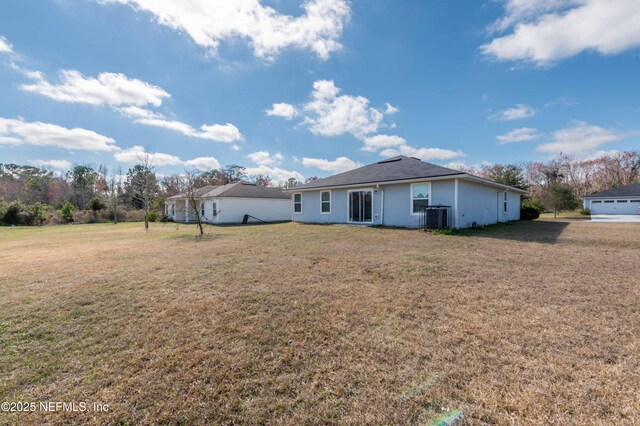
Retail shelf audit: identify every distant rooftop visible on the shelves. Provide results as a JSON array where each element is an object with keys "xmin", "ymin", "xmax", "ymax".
[
  {"xmin": 167, "ymin": 181, "xmax": 290, "ymax": 200},
  {"xmin": 585, "ymin": 183, "xmax": 640, "ymax": 198}
]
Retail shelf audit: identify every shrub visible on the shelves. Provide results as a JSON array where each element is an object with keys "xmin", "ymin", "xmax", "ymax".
[
  {"xmin": 146, "ymin": 211, "xmax": 159, "ymax": 222},
  {"xmin": 521, "ymin": 199, "xmax": 542, "ymax": 220},
  {"xmin": 29, "ymin": 203, "xmax": 49, "ymax": 225},
  {"xmin": 579, "ymin": 208, "xmax": 591, "ymax": 216},
  {"xmin": 87, "ymin": 197, "xmax": 106, "ymax": 211},
  {"xmin": 60, "ymin": 202, "xmax": 75, "ymax": 222},
  {"xmin": 2, "ymin": 201, "xmax": 26, "ymax": 225}
]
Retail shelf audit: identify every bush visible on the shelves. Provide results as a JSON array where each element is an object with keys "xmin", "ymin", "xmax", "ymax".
[
  {"xmin": 146, "ymin": 211, "xmax": 159, "ymax": 222},
  {"xmin": 521, "ymin": 199, "xmax": 543, "ymax": 220},
  {"xmin": 2, "ymin": 201, "xmax": 26, "ymax": 225},
  {"xmin": 579, "ymin": 208, "xmax": 591, "ymax": 216},
  {"xmin": 60, "ymin": 202, "xmax": 75, "ymax": 222},
  {"xmin": 87, "ymin": 197, "xmax": 106, "ymax": 211}
]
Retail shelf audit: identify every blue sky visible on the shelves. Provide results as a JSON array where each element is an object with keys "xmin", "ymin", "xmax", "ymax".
[{"xmin": 1, "ymin": 0, "xmax": 639, "ymax": 182}]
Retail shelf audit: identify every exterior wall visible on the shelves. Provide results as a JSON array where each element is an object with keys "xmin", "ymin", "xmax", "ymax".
[
  {"xmin": 506, "ymin": 191, "xmax": 521, "ymax": 221},
  {"xmin": 292, "ymin": 187, "xmax": 384, "ymax": 225},
  {"xmin": 167, "ymin": 197, "xmax": 291, "ymax": 223},
  {"xmin": 381, "ymin": 180, "xmax": 455, "ymax": 227},
  {"xmin": 216, "ymin": 197, "xmax": 291, "ymax": 223},
  {"xmin": 292, "ymin": 179, "xmax": 492, "ymax": 228},
  {"xmin": 456, "ymin": 180, "xmax": 499, "ymax": 228}
]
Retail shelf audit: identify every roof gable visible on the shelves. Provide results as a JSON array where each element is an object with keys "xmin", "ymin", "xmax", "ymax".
[{"xmin": 292, "ymin": 156, "xmax": 464, "ymax": 190}]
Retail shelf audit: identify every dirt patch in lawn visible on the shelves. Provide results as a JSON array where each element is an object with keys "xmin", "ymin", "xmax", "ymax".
[{"xmin": 0, "ymin": 221, "xmax": 639, "ymax": 425}]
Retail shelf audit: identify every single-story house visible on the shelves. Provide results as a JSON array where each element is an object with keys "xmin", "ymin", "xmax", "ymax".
[
  {"xmin": 583, "ymin": 183, "xmax": 640, "ymax": 215},
  {"xmin": 165, "ymin": 181, "xmax": 291, "ymax": 224},
  {"xmin": 284, "ymin": 155, "xmax": 526, "ymax": 229}
]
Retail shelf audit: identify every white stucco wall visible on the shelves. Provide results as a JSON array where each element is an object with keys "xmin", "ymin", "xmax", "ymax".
[{"xmin": 215, "ymin": 197, "xmax": 291, "ymax": 223}]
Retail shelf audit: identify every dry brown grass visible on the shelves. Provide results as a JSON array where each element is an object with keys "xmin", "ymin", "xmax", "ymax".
[{"xmin": 0, "ymin": 220, "xmax": 639, "ymax": 425}]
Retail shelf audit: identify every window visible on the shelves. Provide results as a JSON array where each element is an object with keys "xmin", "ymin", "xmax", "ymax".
[
  {"xmin": 200, "ymin": 202, "xmax": 205, "ymax": 217},
  {"xmin": 411, "ymin": 183, "xmax": 430, "ymax": 214},
  {"xmin": 171, "ymin": 204, "xmax": 175, "ymax": 215},
  {"xmin": 212, "ymin": 202, "xmax": 217, "ymax": 217},
  {"xmin": 503, "ymin": 192, "xmax": 508, "ymax": 213},
  {"xmin": 592, "ymin": 200, "xmax": 602, "ymax": 204},
  {"xmin": 604, "ymin": 200, "xmax": 614, "ymax": 203},
  {"xmin": 320, "ymin": 191, "xmax": 331, "ymax": 213},
  {"xmin": 293, "ymin": 193, "xmax": 302, "ymax": 213},
  {"xmin": 617, "ymin": 200, "xmax": 628, "ymax": 203},
  {"xmin": 631, "ymin": 200, "xmax": 640, "ymax": 203}
]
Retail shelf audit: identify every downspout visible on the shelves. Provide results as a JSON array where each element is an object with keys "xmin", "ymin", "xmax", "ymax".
[
  {"xmin": 380, "ymin": 186, "xmax": 384, "ymax": 226},
  {"xmin": 454, "ymin": 178, "xmax": 459, "ymax": 229}
]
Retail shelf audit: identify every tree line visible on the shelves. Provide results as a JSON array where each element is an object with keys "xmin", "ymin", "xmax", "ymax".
[{"xmin": 1, "ymin": 150, "xmax": 638, "ymax": 225}]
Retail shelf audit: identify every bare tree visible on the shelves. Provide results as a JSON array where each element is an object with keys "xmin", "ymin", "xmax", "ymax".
[
  {"xmin": 183, "ymin": 170, "xmax": 205, "ymax": 237},
  {"xmin": 131, "ymin": 153, "xmax": 157, "ymax": 230},
  {"xmin": 108, "ymin": 165, "xmax": 123, "ymax": 223}
]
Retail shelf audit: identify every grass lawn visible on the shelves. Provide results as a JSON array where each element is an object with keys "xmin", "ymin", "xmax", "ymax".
[{"xmin": 1, "ymin": 221, "xmax": 639, "ymax": 425}]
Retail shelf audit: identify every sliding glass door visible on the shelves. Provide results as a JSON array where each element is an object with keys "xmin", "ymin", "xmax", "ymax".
[{"xmin": 348, "ymin": 190, "xmax": 373, "ymax": 223}]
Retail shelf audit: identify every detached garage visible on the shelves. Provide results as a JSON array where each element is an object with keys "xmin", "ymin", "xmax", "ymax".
[{"xmin": 583, "ymin": 183, "xmax": 640, "ymax": 215}]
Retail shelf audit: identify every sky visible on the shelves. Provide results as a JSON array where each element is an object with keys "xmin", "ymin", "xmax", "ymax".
[{"xmin": 1, "ymin": 0, "xmax": 640, "ymax": 183}]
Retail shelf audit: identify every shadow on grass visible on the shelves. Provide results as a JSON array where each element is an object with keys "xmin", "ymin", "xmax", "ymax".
[{"xmin": 443, "ymin": 220, "xmax": 570, "ymax": 244}]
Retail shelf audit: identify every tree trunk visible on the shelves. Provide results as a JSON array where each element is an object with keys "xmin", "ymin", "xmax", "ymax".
[{"xmin": 144, "ymin": 203, "xmax": 149, "ymax": 230}]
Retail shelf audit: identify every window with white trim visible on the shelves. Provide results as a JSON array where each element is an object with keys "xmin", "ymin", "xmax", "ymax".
[
  {"xmin": 592, "ymin": 200, "xmax": 602, "ymax": 203},
  {"xmin": 617, "ymin": 200, "xmax": 628, "ymax": 203},
  {"xmin": 212, "ymin": 202, "xmax": 217, "ymax": 217},
  {"xmin": 200, "ymin": 202, "xmax": 205, "ymax": 217},
  {"xmin": 293, "ymin": 193, "xmax": 302, "ymax": 213},
  {"xmin": 604, "ymin": 200, "xmax": 614, "ymax": 203},
  {"xmin": 503, "ymin": 192, "xmax": 508, "ymax": 213},
  {"xmin": 320, "ymin": 191, "xmax": 331, "ymax": 213},
  {"xmin": 411, "ymin": 183, "xmax": 430, "ymax": 214},
  {"xmin": 631, "ymin": 200, "xmax": 640, "ymax": 203}
]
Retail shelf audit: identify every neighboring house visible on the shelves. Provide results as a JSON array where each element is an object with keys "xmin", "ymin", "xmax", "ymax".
[
  {"xmin": 284, "ymin": 156, "xmax": 525, "ymax": 229},
  {"xmin": 165, "ymin": 181, "xmax": 291, "ymax": 224},
  {"xmin": 583, "ymin": 183, "xmax": 640, "ymax": 215}
]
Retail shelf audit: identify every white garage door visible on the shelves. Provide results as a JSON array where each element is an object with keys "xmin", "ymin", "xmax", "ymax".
[{"xmin": 590, "ymin": 199, "xmax": 640, "ymax": 214}]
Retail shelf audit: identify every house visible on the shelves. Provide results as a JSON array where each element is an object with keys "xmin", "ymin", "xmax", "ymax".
[
  {"xmin": 582, "ymin": 183, "xmax": 640, "ymax": 215},
  {"xmin": 284, "ymin": 156, "xmax": 526, "ymax": 229},
  {"xmin": 165, "ymin": 181, "xmax": 291, "ymax": 224}
]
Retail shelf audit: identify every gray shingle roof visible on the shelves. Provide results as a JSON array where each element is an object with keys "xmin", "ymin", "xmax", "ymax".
[
  {"xmin": 168, "ymin": 181, "xmax": 290, "ymax": 200},
  {"xmin": 585, "ymin": 183, "xmax": 640, "ymax": 198},
  {"xmin": 292, "ymin": 156, "xmax": 464, "ymax": 190}
]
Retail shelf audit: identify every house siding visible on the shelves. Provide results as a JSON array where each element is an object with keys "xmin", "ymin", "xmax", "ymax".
[
  {"xmin": 293, "ymin": 178, "xmax": 521, "ymax": 229},
  {"xmin": 168, "ymin": 197, "xmax": 291, "ymax": 224}
]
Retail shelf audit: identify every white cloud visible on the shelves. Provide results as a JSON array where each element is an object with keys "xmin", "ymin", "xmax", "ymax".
[
  {"xmin": 184, "ymin": 156, "xmax": 221, "ymax": 171},
  {"xmin": 384, "ymin": 103, "xmax": 399, "ymax": 115},
  {"xmin": 113, "ymin": 145, "xmax": 183, "ymax": 166},
  {"xmin": 0, "ymin": 36, "xmax": 12, "ymax": 53},
  {"xmin": 537, "ymin": 121, "xmax": 626, "ymax": 155},
  {"xmin": 361, "ymin": 134, "xmax": 406, "ymax": 152},
  {"xmin": 302, "ymin": 80, "xmax": 384, "ymax": 138},
  {"xmin": 113, "ymin": 146, "xmax": 221, "ymax": 170},
  {"xmin": 247, "ymin": 150, "xmax": 284, "ymax": 166},
  {"xmin": 97, "ymin": 0, "xmax": 350, "ymax": 60},
  {"xmin": 0, "ymin": 117, "xmax": 118, "ymax": 152},
  {"xmin": 265, "ymin": 103, "xmax": 297, "ymax": 120},
  {"xmin": 380, "ymin": 145, "xmax": 464, "ymax": 161},
  {"xmin": 244, "ymin": 165, "xmax": 304, "ymax": 184},
  {"xmin": 30, "ymin": 159, "xmax": 72, "ymax": 170},
  {"xmin": 231, "ymin": 144, "xmax": 242, "ymax": 151},
  {"xmin": 490, "ymin": 104, "xmax": 535, "ymax": 121},
  {"xmin": 118, "ymin": 107, "xmax": 242, "ymax": 143},
  {"xmin": 301, "ymin": 156, "xmax": 362, "ymax": 174},
  {"xmin": 482, "ymin": 0, "xmax": 640, "ymax": 65},
  {"xmin": 20, "ymin": 70, "xmax": 170, "ymax": 107},
  {"xmin": 497, "ymin": 127, "xmax": 540, "ymax": 143}
]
